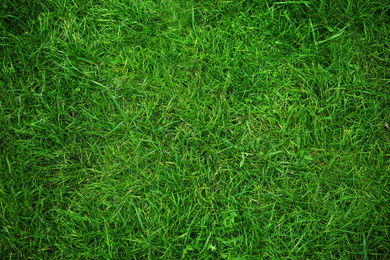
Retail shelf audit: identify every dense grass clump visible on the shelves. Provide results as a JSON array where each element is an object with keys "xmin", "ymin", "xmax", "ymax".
[{"xmin": 1, "ymin": 0, "xmax": 389, "ymax": 259}]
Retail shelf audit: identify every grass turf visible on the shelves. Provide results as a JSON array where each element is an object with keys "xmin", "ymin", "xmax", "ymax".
[{"xmin": 1, "ymin": 0, "xmax": 390, "ymax": 259}]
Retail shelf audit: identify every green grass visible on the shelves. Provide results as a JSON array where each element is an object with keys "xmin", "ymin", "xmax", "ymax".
[{"xmin": 1, "ymin": 0, "xmax": 390, "ymax": 259}]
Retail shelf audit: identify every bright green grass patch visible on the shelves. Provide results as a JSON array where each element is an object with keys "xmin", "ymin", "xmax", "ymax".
[{"xmin": 1, "ymin": 0, "xmax": 390, "ymax": 259}]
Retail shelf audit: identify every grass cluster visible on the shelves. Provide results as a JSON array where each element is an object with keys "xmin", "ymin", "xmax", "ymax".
[{"xmin": 1, "ymin": 0, "xmax": 390, "ymax": 259}]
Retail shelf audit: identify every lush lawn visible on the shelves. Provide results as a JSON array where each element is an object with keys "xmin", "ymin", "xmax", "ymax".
[{"xmin": 1, "ymin": 0, "xmax": 389, "ymax": 259}]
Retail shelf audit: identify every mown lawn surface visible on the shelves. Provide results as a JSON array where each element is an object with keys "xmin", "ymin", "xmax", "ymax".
[{"xmin": 1, "ymin": 0, "xmax": 389, "ymax": 259}]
